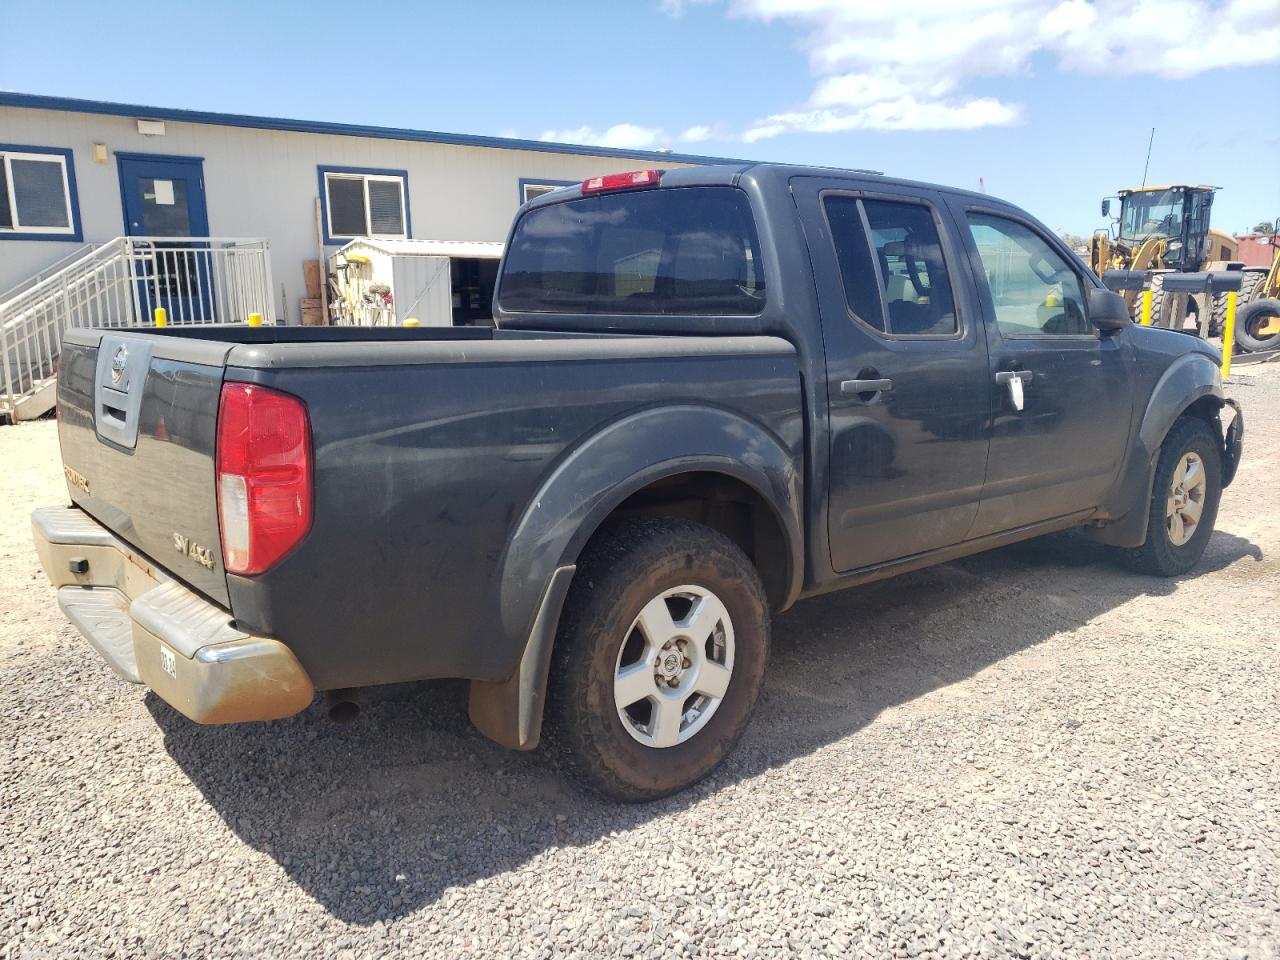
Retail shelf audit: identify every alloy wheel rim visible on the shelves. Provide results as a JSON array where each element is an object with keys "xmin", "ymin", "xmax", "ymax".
[
  {"xmin": 1166, "ymin": 451, "xmax": 1206, "ymax": 547},
  {"xmin": 613, "ymin": 585, "xmax": 735, "ymax": 748}
]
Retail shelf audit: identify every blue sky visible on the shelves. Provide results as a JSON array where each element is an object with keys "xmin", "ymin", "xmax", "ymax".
[{"xmin": 3, "ymin": 0, "xmax": 1277, "ymax": 235}]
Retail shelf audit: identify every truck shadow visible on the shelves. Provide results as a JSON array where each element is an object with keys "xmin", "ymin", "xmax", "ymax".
[{"xmin": 147, "ymin": 527, "xmax": 1262, "ymax": 924}]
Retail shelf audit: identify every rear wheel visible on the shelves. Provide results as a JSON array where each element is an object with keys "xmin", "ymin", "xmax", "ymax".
[
  {"xmin": 1122, "ymin": 417, "xmax": 1222, "ymax": 577},
  {"xmin": 547, "ymin": 517, "xmax": 769, "ymax": 801}
]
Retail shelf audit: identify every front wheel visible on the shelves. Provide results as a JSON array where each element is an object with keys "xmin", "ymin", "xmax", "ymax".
[
  {"xmin": 1122, "ymin": 417, "xmax": 1222, "ymax": 577},
  {"xmin": 547, "ymin": 518, "xmax": 770, "ymax": 801}
]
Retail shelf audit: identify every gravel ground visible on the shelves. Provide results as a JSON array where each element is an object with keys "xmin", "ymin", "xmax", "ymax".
[{"xmin": 2, "ymin": 363, "xmax": 1278, "ymax": 960}]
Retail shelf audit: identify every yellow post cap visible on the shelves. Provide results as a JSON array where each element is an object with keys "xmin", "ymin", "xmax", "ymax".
[
  {"xmin": 247, "ymin": 313, "xmax": 263, "ymax": 327},
  {"xmin": 153, "ymin": 307, "xmax": 168, "ymax": 327},
  {"xmin": 1044, "ymin": 293, "xmax": 1061, "ymax": 307}
]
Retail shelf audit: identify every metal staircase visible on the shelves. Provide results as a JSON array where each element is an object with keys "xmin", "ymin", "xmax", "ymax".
[{"xmin": 1, "ymin": 237, "xmax": 274, "ymax": 422}]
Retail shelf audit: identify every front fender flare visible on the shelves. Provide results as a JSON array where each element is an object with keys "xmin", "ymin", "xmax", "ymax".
[{"xmin": 1094, "ymin": 352, "xmax": 1225, "ymax": 547}]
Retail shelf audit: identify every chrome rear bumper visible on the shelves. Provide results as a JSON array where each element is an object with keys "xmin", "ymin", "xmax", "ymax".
[{"xmin": 32, "ymin": 506, "xmax": 314, "ymax": 723}]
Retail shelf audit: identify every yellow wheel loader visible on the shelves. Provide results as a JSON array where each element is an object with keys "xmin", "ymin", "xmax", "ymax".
[{"xmin": 1090, "ymin": 185, "xmax": 1247, "ymax": 333}]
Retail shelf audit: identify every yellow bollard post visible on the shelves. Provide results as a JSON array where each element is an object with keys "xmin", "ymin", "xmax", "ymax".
[
  {"xmin": 1139, "ymin": 289, "xmax": 1153, "ymax": 326},
  {"xmin": 153, "ymin": 307, "xmax": 168, "ymax": 327},
  {"xmin": 1221, "ymin": 291, "xmax": 1237, "ymax": 379},
  {"xmin": 247, "ymin": 313, "xmax": 263, "ymax": 327},
  {"xmin": 402, "ymin": 318, "xmax": 420, "ymax": 328}
]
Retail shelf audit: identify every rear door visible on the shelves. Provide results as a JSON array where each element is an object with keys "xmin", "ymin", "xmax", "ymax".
[
  {"xmin": 949, "ymin": 203, "xmax": 1133, "ymax": 535},
  {"xmin": 793, "ymin": 178, "xmax": 991, "ymax": 572}
]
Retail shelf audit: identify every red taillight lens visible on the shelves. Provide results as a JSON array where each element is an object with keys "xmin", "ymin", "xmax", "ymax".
[
  {"xmin": 581, "ymin": 169, "xmax": 663, "ymax": 194},
  {"xmin": 216, "ymin": 383, "xmax": 312, "ymax": 576}
]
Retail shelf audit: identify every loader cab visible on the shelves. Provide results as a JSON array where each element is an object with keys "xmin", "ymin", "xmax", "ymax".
[{"xmin": 1115, "ymin": 185, "xmax": 1218, "ymax": 271}]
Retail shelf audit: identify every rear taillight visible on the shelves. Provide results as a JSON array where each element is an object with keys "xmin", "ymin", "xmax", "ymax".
[
  {"xmin": 581, "ymin": 169, "xmax": 663, "ymax": 194},
  {"xmin": 216, "ymin": 383, "xmax": 312, "ymax": 576}
]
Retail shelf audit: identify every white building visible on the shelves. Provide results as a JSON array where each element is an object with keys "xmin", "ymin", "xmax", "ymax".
[{"xmin": 0, "ymin": 92, "xmax": 726, "ymax": 322}]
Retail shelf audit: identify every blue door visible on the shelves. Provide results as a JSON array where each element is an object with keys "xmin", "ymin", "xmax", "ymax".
[{"xmin": 117, "ymin": 154, "xmax": 213, "ymax": 323}]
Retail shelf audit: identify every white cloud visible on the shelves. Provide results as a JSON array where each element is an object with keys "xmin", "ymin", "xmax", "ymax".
[
  {"xmin": 579, "ymin": 0, "xmax": 1279, "ymax": 144},
  {"xmin": 732, "ymin": 0, "xmax": 1279, "ymax": 136},
  {"xmin": 678, "ymin": 124, "xmax": 715, "ymax": 143},
  {"xmin": 540, "ymin": 123, "xmax": 668, "ymax": 150}
]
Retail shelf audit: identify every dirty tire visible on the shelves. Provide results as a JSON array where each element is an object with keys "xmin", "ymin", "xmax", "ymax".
[
  {"xmin": 547, "ymin": 517, "xmax": 769, "ymax": 802},
  {"xmin": 1235, "ymin": 296, "xmax": 1280, "ymax": 354},
  {"xmin": 1122, "ymin": 416, "xmax": 1222, "ymax": 577}
]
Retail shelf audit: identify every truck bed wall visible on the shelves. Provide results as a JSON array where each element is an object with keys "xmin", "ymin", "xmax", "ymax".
[{"xmin": 219, "ymin": 335, "xmax": 803, "ymax": 690}]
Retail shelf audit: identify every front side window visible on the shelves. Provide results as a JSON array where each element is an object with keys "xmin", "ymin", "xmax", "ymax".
[
  {"xmin": 0, "ymin": 148, "xmax": 77, "ymax": 236},
  {"xmin": 499, "ymin": 186, "xmax": 766, "ymax": 315},
  {"xmin": 322, "ymin": 169, "xmax": 408, "ymax": 240},
  {"xmin": 967, "ymin": 213, "xmax": 1090, "ymax": 337}
]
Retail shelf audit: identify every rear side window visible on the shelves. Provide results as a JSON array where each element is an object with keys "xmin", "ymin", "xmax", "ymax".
[
  {"xmin": 824, "ymin": 195, "xmax": 958, "ymax": 336},
  {"xmin": 498, "ymin": 187, "xmax": 766, "ymax": 315}
]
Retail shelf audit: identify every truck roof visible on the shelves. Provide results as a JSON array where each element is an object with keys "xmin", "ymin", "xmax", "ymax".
[{"xmin": 523, "ymin": 162, "xmax": 1008, "ymax": 211}]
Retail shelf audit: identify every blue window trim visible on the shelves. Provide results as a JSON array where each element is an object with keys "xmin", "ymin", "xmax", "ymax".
[
  {"xmin": 317, "ymin": 165, "xmax": 412, "ymax": 246},
  {"xmin": 518, "ymin": 178, "xmax": 577, "ymax": 204},
  {"xmin": 0, "ymin": 143, "xmax": 83, "ymax": 242}
]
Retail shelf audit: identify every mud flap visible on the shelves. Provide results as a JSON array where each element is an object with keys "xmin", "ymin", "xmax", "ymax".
[{"xmin": 1221, "ymin": 398, "xmax": 1244, "ymax": 488}]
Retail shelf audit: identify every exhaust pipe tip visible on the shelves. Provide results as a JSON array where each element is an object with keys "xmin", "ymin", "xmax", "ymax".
[{"xmin": 324, "ymin": 690, "xmax": 360, "ymax": 724}]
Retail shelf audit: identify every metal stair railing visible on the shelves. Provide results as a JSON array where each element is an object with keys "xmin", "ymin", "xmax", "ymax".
[{"xmin": 1, "ymin": 237, "xmax": 274, "ymax": 421}]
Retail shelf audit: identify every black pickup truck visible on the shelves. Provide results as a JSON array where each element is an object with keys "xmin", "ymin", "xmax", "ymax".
[{"xmin": 34, "ymin": 163, "xmax": 1243, "ymax": 799}]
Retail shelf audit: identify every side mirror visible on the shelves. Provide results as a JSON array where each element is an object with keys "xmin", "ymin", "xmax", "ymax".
[
  {"xmin": 1101, "ymin": 199, "xmax": 1111, "ymax": 218},
  {"xmin": 1088, "ymin": 287, "xmax": 1130, "ymax": 333}
]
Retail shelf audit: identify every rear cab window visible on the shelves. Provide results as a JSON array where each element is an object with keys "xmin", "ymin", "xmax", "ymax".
[{"xmin": 498, "ymin": 187, "xmax": 766, "ymax": 315}]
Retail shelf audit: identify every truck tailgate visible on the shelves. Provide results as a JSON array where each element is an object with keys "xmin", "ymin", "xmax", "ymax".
[{"xmin": 56, "ymin": 329, "xmax": 233, "ymax": 606}]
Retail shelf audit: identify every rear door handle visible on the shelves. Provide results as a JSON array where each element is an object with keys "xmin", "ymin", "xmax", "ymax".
[{"xmin": 841, "ymin": 378, "xmax": 894, "ymax": 396}]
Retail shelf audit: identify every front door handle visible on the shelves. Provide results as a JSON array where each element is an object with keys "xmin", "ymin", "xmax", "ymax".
[
  {"xmin": 995, "ymin": 369, "xmax": 1034, "ymax": 411},
  {"xmin": 993, "ymin": 370, "xmax": 1034, "ymax": 385},
  {"xmin": 841, "ymin": 378, "xmax": 894, "ymax": 396}
]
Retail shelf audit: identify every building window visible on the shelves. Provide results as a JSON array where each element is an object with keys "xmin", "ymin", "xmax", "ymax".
[
  {"xmin": 519, "ymin": 178, "xmax": 576, "ymax": 204},
  {"xmin": 319, "ymin": 166, "xmax": 409, "ymax": 243},
  {"xmin": 0, "ymin": 145, "xmax": 81, "ymax": 241}
]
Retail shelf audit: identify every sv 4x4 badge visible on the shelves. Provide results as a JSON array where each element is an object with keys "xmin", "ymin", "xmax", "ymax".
[
  {"xmin": 63, "ymin": 465, "xmax": 90, "ymax": 495},
  {"xmin": 173, "ymin": 532, "xmax": 215, "ymax": 571}
]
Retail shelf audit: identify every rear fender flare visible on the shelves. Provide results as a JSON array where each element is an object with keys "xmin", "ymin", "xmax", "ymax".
[{"xmin": 499, "ymin": 404, "xmax": 803, "ymax": 646}]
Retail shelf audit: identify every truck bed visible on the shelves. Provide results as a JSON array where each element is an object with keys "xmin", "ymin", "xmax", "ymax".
[{"xmin": 55, "ymin": 324, "xmax": 802, "ymax": 690}]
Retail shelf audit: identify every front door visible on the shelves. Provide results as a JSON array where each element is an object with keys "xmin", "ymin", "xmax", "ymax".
[
  {"xmin": 793, "ymin": 178, "xmax": 992, "ymax": 572},
  {"xmin": 950, "ymin": 204, "xmax": 1133, "ymax": 536},
  {"xmin": 117, "ymin": 154, "xmax": 212, "ymax": 323}
]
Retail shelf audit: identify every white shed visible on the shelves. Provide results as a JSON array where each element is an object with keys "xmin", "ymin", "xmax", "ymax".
[{"xmin": 331, "ymin": 238, "xmax": 505, "ymax": 327}]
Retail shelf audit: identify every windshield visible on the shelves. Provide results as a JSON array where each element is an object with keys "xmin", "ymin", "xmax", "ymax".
[{"xmin": 1119, "ymin": 188, "xmax": 1183, "ymax": 242}]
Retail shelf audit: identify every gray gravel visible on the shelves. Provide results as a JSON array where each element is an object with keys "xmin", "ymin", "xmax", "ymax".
[{"xmin": 3, "ymin": 363, "xmax": 1279, "ymax": 959}]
